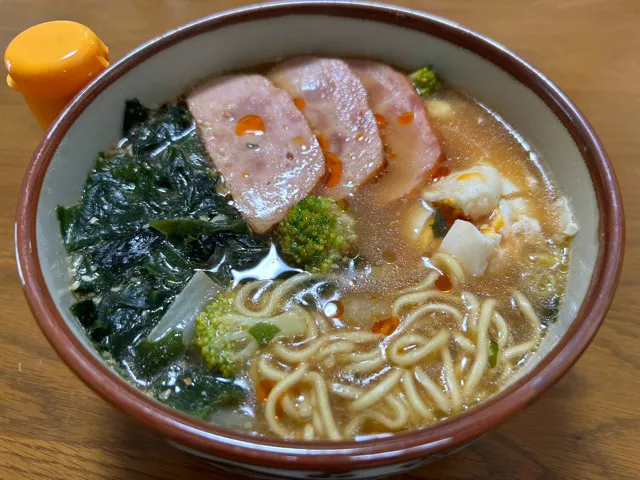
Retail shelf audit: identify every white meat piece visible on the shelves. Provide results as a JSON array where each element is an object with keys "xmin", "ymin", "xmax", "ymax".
[
  {"xmin": 526, "ymin": 175, "xmax": 539, "ymax": 189},
  {"xmin": 438, "ymin": 220, "xmax": 500, "ymax": 275},
  {"xmin": 552, "ymin": 197, "xmax": 579, "ymax": 237},
  {"xmin": 501, "ymin": 178, "xmax": 520, "ymax": 196},
  {"xmin": 506, "ymin": 197, "xmax": 528, "ymax": 216},
  {"xmin": 498, "ymin": 198, "xmax": 528, "ymax": 231},
  {"xmin": 423, "ymin": 165, "xmax": 503, "ymax": 220},
  {"xmin": 509, "ymin": 216, "xmax": 542, "ymax": 242},
  {"xmin": 497, "ymin": 199, "xmax": 512, "ymax": 231},
  {"xmin": 497, "ymin": 198, "xmax": 541, "ymax": 242}
]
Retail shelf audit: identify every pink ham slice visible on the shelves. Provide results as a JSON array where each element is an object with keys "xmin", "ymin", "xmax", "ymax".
[
  {"xmin": 349, "ymin": 60, "xmax": 442, "ymax": 203},
  {"xmin": 269, "ymin": 57, "xmax": 385, "ymax": 199},
  {"xmin": 187, "ymin": 74, "xmax": 325, "ymax": 233}
]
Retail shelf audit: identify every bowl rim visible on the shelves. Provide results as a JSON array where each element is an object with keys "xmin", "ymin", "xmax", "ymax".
[{"xmin": 15, "ymin": 0, "xmax": 624, "ymax": 472}]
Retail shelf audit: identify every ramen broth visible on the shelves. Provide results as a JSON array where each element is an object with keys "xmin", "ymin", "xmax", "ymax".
[
  {"xmin": 230, "ymin": 88, "xmax": 572, "ymax": 439},
  {"xmin": 58, "ymin": 59, "xmax": 576, "ymax": 441}
]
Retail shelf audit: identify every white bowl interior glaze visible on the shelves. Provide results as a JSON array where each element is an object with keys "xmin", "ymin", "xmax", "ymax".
[{"xmin": 36, "ymin": 14, "xmax": 598, "ymax": 390}]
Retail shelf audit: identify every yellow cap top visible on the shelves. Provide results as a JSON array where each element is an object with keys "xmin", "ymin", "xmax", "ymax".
[{"xmin": 5, "ymin": 21, "xmax": 109, "ymax": 127}]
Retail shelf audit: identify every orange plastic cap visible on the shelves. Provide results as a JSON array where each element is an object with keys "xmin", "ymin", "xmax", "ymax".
[{"xmin": 5, "ymin": 21, "xmax": 109, "ymax": 127}]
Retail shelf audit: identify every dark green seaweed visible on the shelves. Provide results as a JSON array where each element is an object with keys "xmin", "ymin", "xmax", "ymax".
[
  {"xmin": 122, "ymin": 99, "xmax": 150, "ymax": 136},
  {"xmin": 150, "ymin": 218, "xmax": 248, "ymax": 240},
  {"xmin": 153, "ymin": 366, "xmax": 244, "ymax": 419},
  {"xmin": 133, "ymin": 330, "xmax": 186, "ymax": 377},
  {"xmin": 58, "ymin": 100, "xmax": 269, "ymax": 386},
  {"xmin": 540, "ymin": 294, "xmax": 561, "ymax": 325},
  {"xmin": 430, "ymin": 209, "xmax": 450, "ymax": 238}
]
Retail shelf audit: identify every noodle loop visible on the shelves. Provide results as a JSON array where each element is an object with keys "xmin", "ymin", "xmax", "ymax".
[{"xmin": 241, "ymin": 255, "xmax": 551, "ymax": 439}]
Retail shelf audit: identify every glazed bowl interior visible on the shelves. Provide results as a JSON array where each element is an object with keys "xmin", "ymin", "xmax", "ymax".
[
  {"xmin": 38, "ymin": 10, "xmax": 598, "ymax": 377},
  {"xmin": 19, "ymin": 2, "xmax": 620, "ymax": 473}
]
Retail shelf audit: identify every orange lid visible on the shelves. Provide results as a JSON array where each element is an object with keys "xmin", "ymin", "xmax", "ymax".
[{"xmin": 5, "ymin": 21, "xmax": 109, "ymax": 127}]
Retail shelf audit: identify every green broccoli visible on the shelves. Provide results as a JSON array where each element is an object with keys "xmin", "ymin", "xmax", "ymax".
[
  {"xmin": 274, "ymin": 196, "xmax": 357, "ymax": 273},
  {"xmin": 409, "ymin": 65, "xmax": 443, "ymax": 97},
  {"xmin": 194, "ymin": 291, "xmax": 307, "ymax": 377}
]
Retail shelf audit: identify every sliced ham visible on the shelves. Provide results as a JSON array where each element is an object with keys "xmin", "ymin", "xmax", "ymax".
[
  {"xmin": 349, "ymin": 60, "xmax": 442, "ymax": 203},
  {"xmin": 187, "ymin": 74, "xmax": 325, "ymax": 233},
  {"xmin": 269, "ymin": 57, "xmax": 385, "ymax": 199}
]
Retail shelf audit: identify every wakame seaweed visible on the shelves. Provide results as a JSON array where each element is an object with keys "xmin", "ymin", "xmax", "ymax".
[
  {"xmin": 540, "ymin": 294, "xmax": 561, "ymax": 325},
  {"xmin": 58, "ymin": 100, "xmax": 268, "ymax": 405},
  {"xmin": 153, "ymin": 365, "xmax": 245, "ymax": 419},
  {"xmin": 133, "ymin": 330, "xmax": 186, "ymax": 377},
  {"xmin": 430, "ymin": 209, "xmax": 449, "ymax": 238}
]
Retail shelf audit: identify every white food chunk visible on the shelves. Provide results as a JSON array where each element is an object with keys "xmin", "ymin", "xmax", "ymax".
[
  {"xmin": 497, "ymin": 197, "xmax": 530, "ymax": 234},
  {"xmin": 402, "ymin": 200, "xmax": 435, "ymax": 250},
  {"xmin": 509, "ymin": 216, "xmax": 542, "ymax": 242},
  {"xmin": 438, "ymin": 220, "xmax": 500, "ymax": 275},
  {"xmin": 506, "ymin": 197, "xmax": 528, "ymax": 215},
  {"xmin": 425, "ymin": 99, "xmax": 454, "ymax": 121},
  {"xmin": 497, "ymin": 197, "xmax": 541, "ymax": 241},
  {"xmin": 553, "ymin": 196, "xmax": 579, "ymax": 237},
  {"xmin": 497, "ymin": 199, "xmax": 513, "ymax": 229},
  {"xmin": 405, "ymin": 201, "xmax": 433, "ymax": 240},
  {"xmin": 423, "ymin": 165, "xmax": 503, "ymax": 220},
  {"xmin": 501, "ymin": 179, "xmax": 520, "ymax": 196}
]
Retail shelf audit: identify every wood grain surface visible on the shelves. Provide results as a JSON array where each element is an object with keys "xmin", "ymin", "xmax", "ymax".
[{"xmin": 1, "ymin": 1, "xmax": 638, "ymax": 479}]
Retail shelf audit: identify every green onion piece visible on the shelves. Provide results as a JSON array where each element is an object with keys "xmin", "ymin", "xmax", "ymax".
[
  {"xmin": 488, "ymin": 339, "xmax": 499, "ymax": 368},
  {"xmin": 248, "ymin": 322, "xmax": 281, "ymax": 347}
]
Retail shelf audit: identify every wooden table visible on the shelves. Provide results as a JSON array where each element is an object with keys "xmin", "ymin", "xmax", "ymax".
[{"xmin": 1, "ymin": 1, "xmax": 638, "ymax": 479}]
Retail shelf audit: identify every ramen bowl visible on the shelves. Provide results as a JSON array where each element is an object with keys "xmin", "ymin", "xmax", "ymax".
[{"xmin": 15, "ymin": 2, "xmax": 623, "ymax": 478}]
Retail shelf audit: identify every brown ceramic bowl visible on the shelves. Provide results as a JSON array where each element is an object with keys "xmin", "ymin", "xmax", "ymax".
[{"xmin": 15, "ymin": 2, "xmax": 624, "ymax": 478}]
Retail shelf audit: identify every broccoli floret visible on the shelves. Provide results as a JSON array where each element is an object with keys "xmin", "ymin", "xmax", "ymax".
[
  {"xmin": 409, "ymin": 65, "xmax": 443, "ymax": 97},
  {"xmin": 193, "ymin": 291, "xmax": 237, "ymax": 377},
  {"xmin": 194, "ymin": 292, "xmax": 307, "ymax": 377},
  {"xmin": 274, "ymin": 196, "xmax": 357, "ymax": 273}
]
